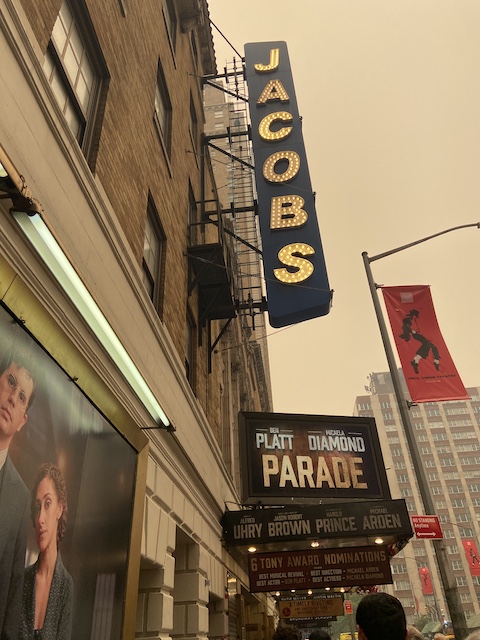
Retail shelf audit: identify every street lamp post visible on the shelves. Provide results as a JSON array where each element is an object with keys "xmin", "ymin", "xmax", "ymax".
[{"xmin": 362, "ymin": 222, "xmax": 479, "ymax": 640}]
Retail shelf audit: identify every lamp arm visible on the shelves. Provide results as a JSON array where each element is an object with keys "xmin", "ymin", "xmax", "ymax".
[{"xmin": 368, "ymin": 222, "xmax": 480, "ymax": 263}]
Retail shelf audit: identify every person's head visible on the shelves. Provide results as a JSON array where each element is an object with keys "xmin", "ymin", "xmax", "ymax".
[
  {"xmin": 31, "ymin": 463, "xmax": 68, "ymax": 552},
  {"xmin": 309, "ymin": 631, "xmax": 331, "ymax": 640},
  {"xmin": 0, "ymin": 347, "xmax": 37, "ymax": 450},
  {"xmin": 356, "ymin": 592, "xmax": 406, "ymax": 640},
  {"xmin": 272, "ymin": 625, "xmax": 301, "ymax": 640},
  {"xmin": 407, "ymin": 626, "xmax": 426, "ymax": 640}
]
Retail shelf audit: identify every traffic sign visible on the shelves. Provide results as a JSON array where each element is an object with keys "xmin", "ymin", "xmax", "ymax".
[{"xmin": 411, "ymin": 515, "xmax": 443, "ymax": 539}]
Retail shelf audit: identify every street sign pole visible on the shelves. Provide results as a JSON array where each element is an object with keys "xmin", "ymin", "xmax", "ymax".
[{"xmin": 344, "ymin": 600, "xmax": 356, "ymax": 640}]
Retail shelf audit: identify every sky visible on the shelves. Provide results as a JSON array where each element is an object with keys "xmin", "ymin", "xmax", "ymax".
[{"xmin": 207, "ymin": 0, "xmax": 480, "ymax": 417}]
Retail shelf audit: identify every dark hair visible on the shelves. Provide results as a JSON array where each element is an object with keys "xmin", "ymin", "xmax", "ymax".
[
  {"xmin": 0, "ymin": 345, "xmax": 38, "ymax": 410},
  {"xmin": 356, "ymin": 593, "xmax": 406, "ymax": 640},
  {"xmin": 273, "ymin": 626, "xmax": 301, "ymax": 640},
  {"xmin": 31, "ymin": 463, "xmax": 68, "ymax": 545},
  {"xmin": 309, "ymin": 631, "xmax": 331, "ymax": 640}
]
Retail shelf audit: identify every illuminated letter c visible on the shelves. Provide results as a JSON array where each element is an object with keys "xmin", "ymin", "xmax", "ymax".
[{"xmin": 258, "ymin": 112, "xmax": 293, "ymax": 142}]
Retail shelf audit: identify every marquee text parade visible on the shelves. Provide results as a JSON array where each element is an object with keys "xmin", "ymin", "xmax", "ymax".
[{"xmin": 256, "ymin": 426, "xmax": 368, "ymax": 490}]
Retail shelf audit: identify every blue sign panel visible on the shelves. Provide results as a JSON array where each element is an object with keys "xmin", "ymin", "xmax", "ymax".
[{"xmin": 244, "ymin": 41, "xmax": 332, "ymax": 327}]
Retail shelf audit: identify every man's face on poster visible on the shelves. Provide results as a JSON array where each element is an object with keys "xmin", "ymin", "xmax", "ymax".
[{"xmin": 0, "ymin": 362, "xmax": 34, "ymax": 449}]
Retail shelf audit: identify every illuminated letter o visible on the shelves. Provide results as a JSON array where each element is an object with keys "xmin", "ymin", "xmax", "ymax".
[{"xmin": 263, "ymin": 151, "xmax": 300, "ymax": 183}]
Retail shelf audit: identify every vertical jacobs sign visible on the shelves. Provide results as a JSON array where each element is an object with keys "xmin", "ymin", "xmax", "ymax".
[{"xmin": 244, "ymin": 42, "xmax": 332, "ymax": 328}]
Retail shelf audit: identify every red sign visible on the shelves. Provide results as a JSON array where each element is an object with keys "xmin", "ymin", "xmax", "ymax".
[
  {"xmin": 411, "ymin": 515, "xmax": 443, "ymax": 539},
  {"xmin": 344, "ymin": 600, "xmax": 353, "ymax": 615},
  {"xmin": 419, "ymin": 567, "xmax": 433, "ymax": 595},
  {"xmin": 462, "ymin": 539, "xmax": 480, "ymax": 577},
  {"xmin": 382, "ymin": 285, "xmax": 468, "ymax": 402},
  {"xmin": 248, "ymin": 546, "xmax": 392, "ymax": 592}
]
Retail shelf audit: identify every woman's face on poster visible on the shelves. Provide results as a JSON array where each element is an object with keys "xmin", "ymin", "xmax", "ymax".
[{"xmin": 34, "ymin": 476, "xmax": 63, "ymax": 553}]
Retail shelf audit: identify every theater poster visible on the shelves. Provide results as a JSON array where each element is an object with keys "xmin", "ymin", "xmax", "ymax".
[
  {"xmin": 382, "ymin": 285, "xmax": 468, "ymax": 402},
  {"xmin": 1, "ymin": 304, "xmax": 138, "ymax": 639}
]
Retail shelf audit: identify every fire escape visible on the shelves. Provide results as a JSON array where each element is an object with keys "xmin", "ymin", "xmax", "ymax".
[{"xmin": 187, "ymin": 58, "xmax": 271, "ymax": 408}]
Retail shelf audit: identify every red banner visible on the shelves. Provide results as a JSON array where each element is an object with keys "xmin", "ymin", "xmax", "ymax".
[
  {"xmin": 462, "ymin": 539, "xmax": 480, "ymax": 577},
  {"xmin": 414, "ymin": 593, "xmax": 420, "ymax": 615},
  {"xmin": 419, "ymin": 567, "xmax": 433, "ymax": 595},
  {"xmin": 382, "ymin": 285, "xmax": 469, "ymax": 402}
]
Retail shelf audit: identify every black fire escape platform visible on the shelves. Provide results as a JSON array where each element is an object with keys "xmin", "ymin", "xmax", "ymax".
[{"xmin": 187, "ymin": 243, "xmax": 237, "ymax": 323}]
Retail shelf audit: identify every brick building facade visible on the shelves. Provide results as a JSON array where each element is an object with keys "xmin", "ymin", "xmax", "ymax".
[{"xmin": 0, "ymin": 0, "xmax": 274, "ymax": 638}]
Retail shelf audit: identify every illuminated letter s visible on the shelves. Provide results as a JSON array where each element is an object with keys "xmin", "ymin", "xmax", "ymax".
[{"xmin": 274, "ymin": 244, "xmax": 315, "ymax": 284}]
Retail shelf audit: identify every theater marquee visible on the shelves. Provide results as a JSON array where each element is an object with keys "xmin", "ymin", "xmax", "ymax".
[
  {"xmin": 223, "ymin": 499, "xmax": 411, "ymax": 546},
  {"xmin": 248, "ymin": 546, "xmax": 392, "ymax": 593},
  {"xmin": 239, "ymin": 412, "xmax": 390, "ymax": 504},
  {"xmin": 244, "ymin": 41, "xmax": 332, "ymax": 328}
]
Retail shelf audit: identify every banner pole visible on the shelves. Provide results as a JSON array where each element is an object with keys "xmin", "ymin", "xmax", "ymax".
[{"xmin": 362, "ymin": 250, "xmax": 467, "ymax": 639}]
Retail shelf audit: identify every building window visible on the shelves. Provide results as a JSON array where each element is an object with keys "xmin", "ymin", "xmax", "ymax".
[
  {"xmin": 393, "ymin": 580, "xmax": 410, "ymax": 591},
  {"xmin": 189, "ymin": 96, "xmax": 198, "ymax": 154},
  {"xmin": 163, "ymin": 0, "xmax": 177, "ymax": 52},
  {"xmin": 154, "ymin": 63, "xmax": 172, "ymax": 158},
  {"xmin": 190, "ymin": 30, "xmax": 198, "ymax": 70},
  {"xmin": 142, "ymin": 197, "xmax": 166, "ymax": 315},
  {"xmin": 439, "ymin": 458, "xmax": 455, "ymax": 467},
  {"xmin": 456, "ymin": 576, "xmax": 468, "ymax": 587},
  {"xmin": 456, "ymin": 513, "xmax": 470, "ymax": 523},
  {"xmin": 185, "ymin": 309, "xmax": 196, "ymax": 390},
  {"xmin": 43, "ymin": 0, "xmax": 107, "ymax": 168},
  {"xmin": 391, "ymin": 564, "xmax": 407, "ymax": 574},
  {"xmin": 447, "ymin": 485, "xmax": 463, "ymax": 494}
]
